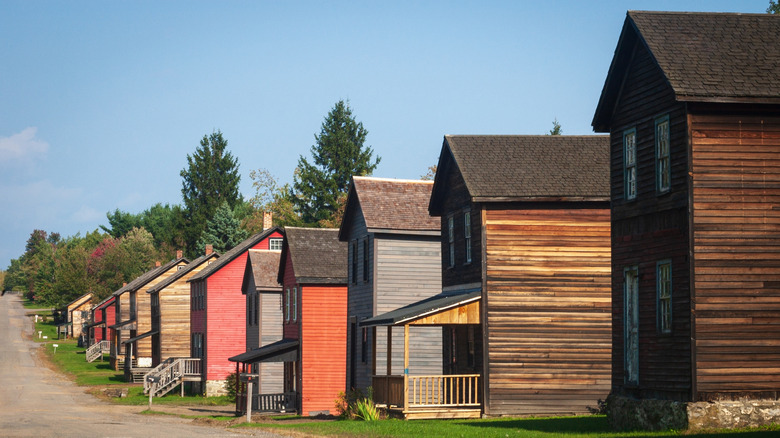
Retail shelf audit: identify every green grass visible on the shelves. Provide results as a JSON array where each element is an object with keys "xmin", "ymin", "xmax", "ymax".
[
  {"xmin": 236, "ymin": 416, "xmax": 780, "ymax": 438},
  {"xmin": 21, "ymin": 296, "xmax": 51, "ymax": 310},
  {"xmin": 113, "ymin": 386, "xmax": 232, "ymax": 406}
]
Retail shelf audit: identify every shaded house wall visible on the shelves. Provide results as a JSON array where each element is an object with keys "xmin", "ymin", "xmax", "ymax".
[{"xmin": 244, "ymin": 272, "xmax": 283, "ymax": 395}]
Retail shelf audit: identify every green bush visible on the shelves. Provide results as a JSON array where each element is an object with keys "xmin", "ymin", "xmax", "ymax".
[
  {"xmin": 225, "ymin": 372, "xmax": 238, "ymax": 402},
  {"xmin": 334, "ymin": 387, "xmax": 379, "ymax": 421}
]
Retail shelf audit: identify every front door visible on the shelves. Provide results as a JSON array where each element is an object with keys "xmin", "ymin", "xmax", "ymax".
[{"xmin": 624, "ymin": 267, "xmax": 639, "ymax": 386}]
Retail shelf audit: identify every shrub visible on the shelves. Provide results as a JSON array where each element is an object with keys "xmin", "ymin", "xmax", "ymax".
[
  {"xmin": 334, "ymin": 387, "xmax": 379, "ymax": 421},
  {"xmin": 225, "ymin": 372, "xmax": 238, "ymax": 402}
]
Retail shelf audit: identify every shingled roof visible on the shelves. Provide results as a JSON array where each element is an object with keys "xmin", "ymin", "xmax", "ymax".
[
  {"xmin": 338, "ymin": 176, "xmax": 440, "ymax": 241},
  {"xmin": 429, "ymin": 135, "xmax": 609, "ymax": 215},
  {"xmin": 241, "ymin": 250, "xmax": 282, "ymax": 294},
  {"xmin": 113, "ymin": 256, "xmax": 189, "ymax": 297},
  {"xmin": 593, "ymin": 11, "xmax": 780, "ymax": 130},
  {"xmin": 189, "ymin": 227, "xmax": 283, "ymax": 282},
  {"xmin": 278, "ymin": 227, "xmax": 347, "ymax": 285},
  {"xmin": 146, "ymin": 252, "xmax": 219, "ymax": 294}
]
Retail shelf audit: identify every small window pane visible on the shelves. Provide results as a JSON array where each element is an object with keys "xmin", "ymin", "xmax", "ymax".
[
  {"xmin": 624, "ymin": 130, "xmax": 637, "ymax": 200},
  {"xmin": 657, "ymin": 261, "xmax": 672, "ymax": 333}
]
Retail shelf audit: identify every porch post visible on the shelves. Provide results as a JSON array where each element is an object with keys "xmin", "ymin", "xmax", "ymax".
[
  {"xmin": 403, "ymin": 324, "xmax": 409, "ymax": 409},
  {"xmin": 386, "ymin": 325, "xmax": 392, "ymax": 375}
]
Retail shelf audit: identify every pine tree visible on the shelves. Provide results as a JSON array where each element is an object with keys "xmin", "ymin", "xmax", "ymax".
[
  {"xmin": 196, "ymin": 202, "xmax": 249, "ymax": 254},
  {"xmin": 292, "ymin": 100, "xmax": 380, "ymax": 226}
]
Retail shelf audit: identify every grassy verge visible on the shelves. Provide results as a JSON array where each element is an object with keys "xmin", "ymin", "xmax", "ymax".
[{"xmin": 236, "ymin": 415, "xmax": 780, "ymax": 438}]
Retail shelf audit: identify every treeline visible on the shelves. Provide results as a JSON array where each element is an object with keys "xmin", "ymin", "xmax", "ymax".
[{"xmin": 2, "ymin": 100, "xmax": 381, "ymax": 308}]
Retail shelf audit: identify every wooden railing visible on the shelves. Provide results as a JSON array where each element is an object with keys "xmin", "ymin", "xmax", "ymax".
[
  {"xmin": 254, "ymin": 392, "xmax": 297, "ymax": 412},
  {"xmin": 372, "ymin": 374, "xmax": 480, "ymax": 409},
  {"xmin": 408, "ymin": 374, "xmax": 480, "ymax": 407},
  {"xmin": 86, "ymin": 340, "xmax": 111, "ymax": 363},
  {"xmin": 145, "ymin": 358, "xmax": 201, "ymax": 397}
]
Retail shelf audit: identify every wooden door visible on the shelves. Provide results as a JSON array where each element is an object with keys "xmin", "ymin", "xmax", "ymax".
[{"xmin": 624, "ymin": 267, "xmax": 639, "ymax": 385}]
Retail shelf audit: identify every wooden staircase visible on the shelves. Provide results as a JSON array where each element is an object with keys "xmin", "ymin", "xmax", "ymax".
[
  {"xmin": 143, "ymin": 358, "xmax": 201, "ymax": 397},
  {"xmin": 86, "ymin": 340, "xmax": 111, "ymax": 363}
]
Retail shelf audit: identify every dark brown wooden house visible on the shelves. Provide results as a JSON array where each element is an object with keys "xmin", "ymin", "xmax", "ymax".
[
  {"xmin": 364, "ymin": 135, "xmax": 612, "ymax": 418},
  {"xmin": 592, "ymin": 11, "xmax": 780, "ymax": 430},
  {"xmin": 338, "ymin": 176, "xmax": 442, "ymax": 394}
]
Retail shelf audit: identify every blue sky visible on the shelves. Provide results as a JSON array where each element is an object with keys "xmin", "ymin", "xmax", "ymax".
[{"xmin": 0, "ymin": 0, "xmax": 770, "ymax": 269}]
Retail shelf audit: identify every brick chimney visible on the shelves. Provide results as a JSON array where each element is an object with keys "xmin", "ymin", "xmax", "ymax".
[
  {"xmin": 262, "ymin": 211, "xmax": 273, "ymax": 231},
  {"xmin": 176, "ymin": 250, "xmax": 183, "ymax": 259},
  {"xmin": 205, "ymin": 244, "xmax": 213, "ymax": 256},
  {"xmin": 155, "ymin": 260, "xmax": 161, "ymax": 267}
]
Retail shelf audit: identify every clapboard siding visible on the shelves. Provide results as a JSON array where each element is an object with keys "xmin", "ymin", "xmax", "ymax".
[
  {"xmin": 691, "ymin": 111, "xmax": 780, "ymax": 398},
  {"xmin": 484, "ymin": 206, "xmax": 612, "ymax": 416},
  {"xmin": 441, "ymin": 168, "xmax": 482, "ymax": 288},
  {"xmin": 374, "ymin": 237, "xmax": 443, "ymax": 378}
]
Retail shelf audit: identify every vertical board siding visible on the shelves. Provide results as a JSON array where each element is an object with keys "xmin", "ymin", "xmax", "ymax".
[
  {"xmin": 484, "ymin": 207, "xmax": 612, "ymax": 416},
  {"xmin": 157, "ymin": 261, "xmax": 210, "ymax": 362},
  {"xmin": 300, "ymin": 285, "xmax": 348, "ymax": 415},
  {"xmin": 137, "ymin": 264, "xmax": 184, "ymax": 358},
  {"xmin": 374, "ymin": 237, "xmax": 443, "ymax": 378},
  {"xmin": 259, "ymin": 292, "xmax": 284, "ymax": 394},
  {"xmin": 344, "ymin": 204, "xmax": 374, "ymax": 390},
  {"xmin": 691, "ymin": 112, "xmax": 780, "ymax": 397}
]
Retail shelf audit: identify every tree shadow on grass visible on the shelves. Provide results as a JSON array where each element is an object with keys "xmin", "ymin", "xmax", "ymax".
[{"xmin": 457, "ymin": 416, "xmax": 611, "ymax": 434}]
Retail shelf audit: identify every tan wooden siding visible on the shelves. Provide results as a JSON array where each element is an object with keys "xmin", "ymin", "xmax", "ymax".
[
  {"xmin": 136, "ymin": 263, "xmax": 185, "ymax": 359},
  {"xmin": 691, "ymin": 112, "xmax": 780, "ymax": 397},
  {"xmin": 484, "ymin": 207, "xmax": 612, "ymax": 416}
]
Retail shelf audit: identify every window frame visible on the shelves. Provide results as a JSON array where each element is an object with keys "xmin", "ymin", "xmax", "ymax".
[
  {"xmin": 362, "ymin": 237, "xmax": 370, "ymax": 283},
  {"xmin": 655, "ymin": 115, "xmax": 671, "ymax": 194},
  {"xmin": 285, "ymin": 288, "xmax": 290, "ymax": 322},
  {"xmin": 269, "ymin": 238, "xmax": 283, "ymax": 251},
  {"xmin": 351, "ymin": 240, "xmax": 358, "ymax": 285},
  {"xmin": 657, "ymin": 260, "xmax": 672, "ymax": 334},
  {"xmin": 292, "ymin": 287, "xmax": 297, "ymax": 322},
  {"xmin": 464, "ymin": 210, "xmax": 472, "ymax": 264},
  {"xmin": 447, "ymin": 215, "xmax": 455, "ymax": 268},
  {"xmin": 623, "ymin": 128, "xmax": 638, "ymax": 201}
]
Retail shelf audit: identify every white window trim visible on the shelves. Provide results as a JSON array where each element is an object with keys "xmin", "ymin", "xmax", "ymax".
[
  {"xmin": 657, "ymin": 260, "xmax": 672, "ymax": 334},
  {"xmin": 285, "ymin": 288, "xmax": 290, "ymax": 322},
  {"xmin": 624, "ymin": 128, "xmax": 637, "ymax": 201},
  {"xmin": 655, "ymin": 115, "xmax": 671, "ymax": 194},
  {"xmin": 447, "ymin": 215, "xmax": 455, "ymax": 268},
  {"xmin": 464, "ymin": 211, "xmax": 472, "ymax": 264},
  {"xmin": 292, "ymin": 287, "xmax": 297, "ymax": 322}
]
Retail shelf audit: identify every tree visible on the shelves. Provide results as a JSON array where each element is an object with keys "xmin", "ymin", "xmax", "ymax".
[
  {"xmin": 101, "ymin": 209, "xmax": 141, "ymax": 238},
  {"xmin": 548, "ymin": 118, "xmax": 562, "ymax": 135},
  {"xmin": 421, "ymin": 165, "xmax": 437, "ymax": 181},
  {"xmin": 139, "ymin": 203, "xmax": 187, "ymax": 253},
  {"xmin": 245, "ymin": 168, "xmax": 304, "ymax": 231},
  {"xmin": 769, "ymin": 1, "xmax": 779, "ymax": 13},
  {"xmin": 291, "ymin": 100, "xmax": 380, "ymax": 226},
  {"xmin": 180, "ymin": 130, "xmax": 241, "ymax": 255},
  {"xmin": 196, "ymin": 202, "xmax": 249, "ymax": 254}
]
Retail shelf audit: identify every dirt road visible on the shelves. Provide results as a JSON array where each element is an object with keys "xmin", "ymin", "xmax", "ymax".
[{"xmin": 0, "ymin": 293, "xmax": 287, "ymax": 438}]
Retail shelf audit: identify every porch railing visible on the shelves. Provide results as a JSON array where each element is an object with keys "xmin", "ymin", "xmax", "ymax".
[
  {"xmin": 254, "ymin": 392, "xmax": 297, "ymax": 412},
  {"xmin": 86, "ymin": 340, "xmax": 111, "ymax": 362},
  {"xmin": 372, "ymin": 374, "xmax": 480, "ymax": 409}
]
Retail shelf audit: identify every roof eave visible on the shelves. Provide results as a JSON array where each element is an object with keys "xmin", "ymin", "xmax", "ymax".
[
  {"xmin": 472, "ymin": 196, "xmax": 611, "ymax": 203},
  {"xmin": 367, "ymin": 227, "xmax": 440, "ymax": 237}
]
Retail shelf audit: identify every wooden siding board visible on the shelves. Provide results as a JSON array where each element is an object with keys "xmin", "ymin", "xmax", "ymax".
[{"xmin": 484, "ymin": 207, "xmax": 612, "ymax": 416}]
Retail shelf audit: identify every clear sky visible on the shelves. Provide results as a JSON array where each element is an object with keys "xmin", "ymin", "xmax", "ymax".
[{"xmin": 0, "ymin": 0, "xmax": 770, "ymax": 269}]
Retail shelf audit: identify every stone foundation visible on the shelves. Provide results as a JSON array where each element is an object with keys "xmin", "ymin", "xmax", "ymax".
[
  {"xmin": 607, "ymin": 394, "xmax": 780, "ymax": 431},
  {"xmin": 205, "ymin": 379, "xmax": 227, "ymax": 397}
]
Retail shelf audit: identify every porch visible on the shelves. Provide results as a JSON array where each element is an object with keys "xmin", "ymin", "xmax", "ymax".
[
  {"xmin": 229, "ymin": 338, "xmax": 299, "ymax": 415},
  {"xmin": 361, "ymin": 288, "xmax": 483, "ymax": 420}
]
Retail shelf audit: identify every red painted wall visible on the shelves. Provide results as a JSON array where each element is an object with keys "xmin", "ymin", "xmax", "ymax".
[
  {"xmin": 203, "ymin": 231, "xmax": 283, "ymax": 381},
  {"xmin": 300, "ymin": 284, "xmax": 347, "ymax": 415},
  {"xmin": 104, "ymin": 299, "xmax": 116, "ymax": 346}
]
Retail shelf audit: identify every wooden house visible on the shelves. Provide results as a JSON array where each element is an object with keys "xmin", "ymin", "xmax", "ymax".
[
  {"xmin": 189, "ymin": 226, "xmax": 284, "ymax": 396},
  {"xmin": 592, "ymin": 11, "xmax": 780, "ymax": 430},
  {"xmin": 338, "ymin": 176, "xmax": 442, "ymax": 393},
  {"xmin": 147, "ymin": 247, "xmax": 218, "ymax": 367},
  {"xmin": 228, "ymin": 249, "xmax": 285, "ymax": 414},
  {"xmin": 66, "ymin": 292, "xmax": 93, "ymax": 342},
  {"xmin": 275, "ymin": 227, "xmax": 348, "ymax": 416},
  {"xmin": 110, "ymin": 255, "xmax": 188, "ymax": 377},
  {"xmin": 363, "ymin": 135, "xmax": 612, "ymax": 419},
  {"xmin": 87, "ymin": 294, "xmax": 115, "ymax": 347}
]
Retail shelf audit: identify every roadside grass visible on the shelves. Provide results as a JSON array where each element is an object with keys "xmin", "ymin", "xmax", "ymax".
[
  {"xmin": 236, "ymin": 416, "xmax": 780, "ymax": 438},
  {"xmin": 112, "ymin": 386, "xmax": 232, "ymax": 406},
  {"xmin": 21, "ymin": 296, "xmax": 49, "ymax": 310}
]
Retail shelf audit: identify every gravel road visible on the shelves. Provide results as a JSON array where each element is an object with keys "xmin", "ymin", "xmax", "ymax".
[{"xmin": 0, "ymin": 293, "xmax": 288, "ymax": 438}]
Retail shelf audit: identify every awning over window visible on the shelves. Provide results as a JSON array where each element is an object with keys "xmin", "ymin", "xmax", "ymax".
[
  {"xmin": 108, "ymin": 319, "xmax": 136, "ymax": 330},
  {"xmin": 229, "ymin": 338, "xmax": 299, "ymax": 364},
  {"xmin": 360, "ymin": 288, "xmax": 481, "ymax": 327},
  {"xmin": 121, "ymin": 330, "xmax": 158, "ymax": 345}
]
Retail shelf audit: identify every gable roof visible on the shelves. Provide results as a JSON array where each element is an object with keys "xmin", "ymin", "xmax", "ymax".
[
  {"xmin": 93, "ymin": 294, "xmax": 115, "ymax": 311},
  {"xmin": 339, "ymin": 176, "xmax": 440, "ymax": 241},
  {"xmin": 593, "ymin": 11, "xmax": 780, "ymax": 131},
  {"xmin": 66, "ymin": 292, "xmax": 93, "ymax": 310},
  {"xmin": 278, "ymin": 227, "xmax": 347, "ymax": 285},
  {"xmin": 147, "ymin": 252, "xmax": 219, "ymax": 294},
  {"xmin": 429, "ymin": 135, "xmax": 610, "ymax": 215},
  {"xmin": 241, "ymin": 249, "xmax": 282, "ymax": 294},
  {"xmin": 189, "ymin": 227, "xmax": 283, "ymax": 282},
  {"xmin": 113, "ymin": 256, "xmax": 189, "ymax": 297}
]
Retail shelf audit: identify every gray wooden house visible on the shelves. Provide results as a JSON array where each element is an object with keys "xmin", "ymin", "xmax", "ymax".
[
  {"xmin": 338, "ymin": 176, "xmax": 443, "ymax": 394},
  {"xmin": 592, "ymin": 11, "xmax": 780, "ymax": 430}
]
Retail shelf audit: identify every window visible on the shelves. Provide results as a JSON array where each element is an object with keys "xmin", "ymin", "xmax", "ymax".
[
  {"xmin": 130, "ymin": 291, "xmax": 136, "ymax": 317},
  {"xmin": 362, "ymin": 238, "xmax": 370, "ymax": 283},
  {"xmin": 361, "ymin": 327, "xmax": 368, "ymax": 364},
  {"xmin": 351, "ymin": 240, "xmax": 358, "ymax": 284},
  {"xmin": 464, "ymin": 211, "xmax": 472, "ymax": 264},
  {"xmin": 624, "ymin": 129, "xmax": 637, "ymax": 200},
  {"xmin": 657, "ymin": 261, "xmax": 672, "ymax": 334},
  {"xmin": 247, "ymin": 293, "xmax": 252, "ymax": 325},
  {"xmin": 656, "ymin": 116, "xmax": 671, "ymax": 193},
  {"xmin": 447, "ymin": 216, "xmax": 455, "ymax": 268},
  {"xmin": 292, "ymin": 287, "xmax": 297, "ymax": 322},
  {"xmin": 269, "ymin": 238, "xmax": 283, "ymax": 251},
  {"xmin": 254, "ymin": 293, "xmax": 259, "ymax": 326},
  {"xmin": 191, "ymin": 333, "xmax": 203, "ymax": 358},
  {"xmin": 285, "ymin": 288, "xmax": 290, "ymax": 322}
]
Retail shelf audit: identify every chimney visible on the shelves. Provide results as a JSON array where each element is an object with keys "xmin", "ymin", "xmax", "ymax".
[
  {"xmin": 176, "ymin": 250, "xmax": 183, "ymax": 259},
  {"xmin": 155, "ymin": 260, "xmax": 161, "ymax": 267},
  {"xmin": 123, "ymin": 282, "xmax": 127, "ymax": 287},
  {"xmin": 262, "ymin": 211, "xmax": 273, "ymax": 231},
  {"xmin": 205, "ymin": 244, "xmax": 214, "ymax": 256}
]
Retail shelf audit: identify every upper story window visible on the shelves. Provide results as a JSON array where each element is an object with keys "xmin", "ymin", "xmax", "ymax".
[
  {"xmin": 254, "ymin": 292, "xmax": 259, "ymax": 326},
  {"xmin": 623, "ymin": 128, "xmax": 637, "ymax": 200},
  {"xmin": 292, "ymin": 287, "xmax": 298, "ymax": 322},
  {"xmin": 655, "ymin": 116, "xmax": 671, "ymax": 193},
  {"xmin": 362, "ymin": 238, "xmax": 370, "ymax": 283},
  {"xmin": 269, "ymin": 238, "xmax": 283, "ymax": 251},
  {"xmin": 464, "ymin": 211, "xmax": 472, "ymax": 264},
  {"xmin": 447, "ymin": 216, "xmax": 455, "ymax": 268},
  {"xmin": 351, "ymin": 240, "xmax": 358, "ymax": 285},
  {"xmin": 285, "ymin": 288, "xmax": 290, "ymax": 322},
  {"xmin": 657, "ymin": 260, "xmax": 672, "ymax": 334}
]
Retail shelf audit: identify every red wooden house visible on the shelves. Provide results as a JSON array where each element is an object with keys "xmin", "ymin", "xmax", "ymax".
[
  {"xmin": 87, "ymin": 294, "xmax": 115, "ymax": 347},
  {"xmin": 276, "ymin": 227, "xmax": 348, "ymax": 416},
  {"xmin": 592, "ymin": 11, "xmax": 780, "ymax": 431},
  {"xmin": 189, "ymin": 226, "xmax": 284, "ymax": 396}
]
